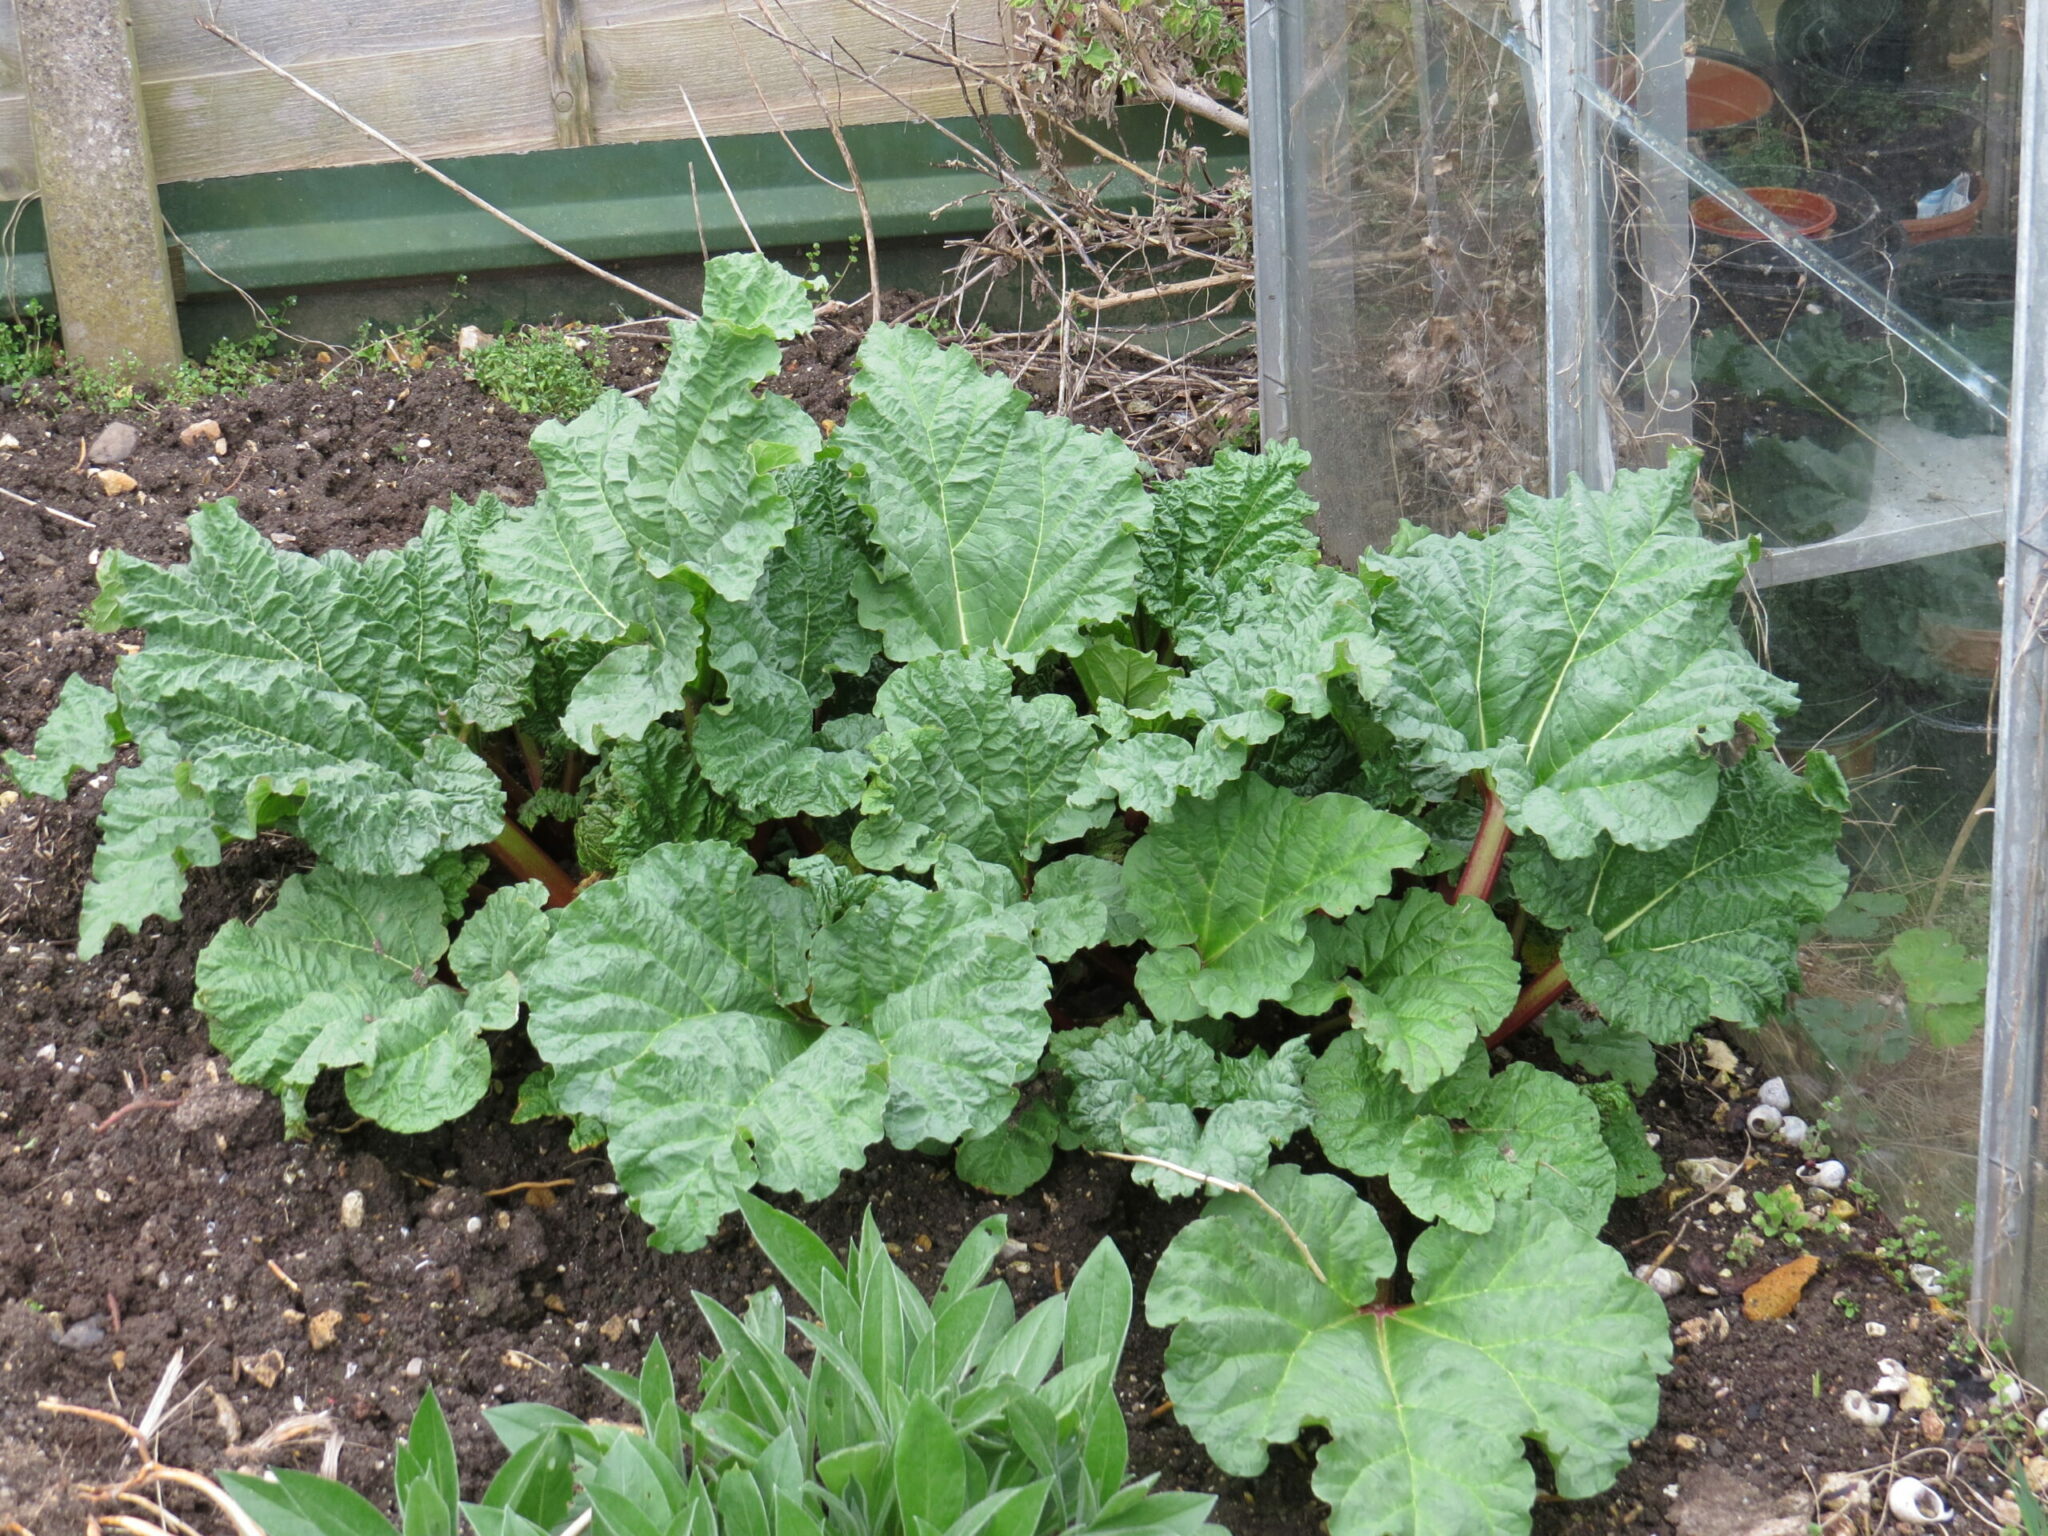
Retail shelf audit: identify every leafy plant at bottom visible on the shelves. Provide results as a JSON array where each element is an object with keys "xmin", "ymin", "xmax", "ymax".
[
  {"xmin": 220, "ymin": 1197, "xmax": 1220, "ymax": 1536},
  {"xmin": 1146, "ymin": 1166, "xmax": 1670, "ymax": 1536}
]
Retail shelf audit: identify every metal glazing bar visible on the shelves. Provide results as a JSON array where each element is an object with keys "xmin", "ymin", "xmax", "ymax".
[
  {"xmin": 1630, "ymin": 0, "xmax": 1692, "ymax": 448},
  {"xmin": 1245, "ymin": 0, "xmax": 1296, "ymax": 444},
  {"xmin": 1973, "ymin": 0, "xmax": 2048, "ymax": 1373},
  {"xmin": 1536, "ymin": 0, "xmax": 1614, "ymax": 491}
]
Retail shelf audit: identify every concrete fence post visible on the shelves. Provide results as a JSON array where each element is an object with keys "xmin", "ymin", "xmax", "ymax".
[{"xmin": 16, "ymin": 0, "xmax": 184, "ymax": 380}]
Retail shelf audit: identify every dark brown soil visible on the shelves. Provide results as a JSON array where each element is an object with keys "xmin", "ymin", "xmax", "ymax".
[{"xmin": 0, "ymin": 318, "xmax": 2015, "ymax": 1536}]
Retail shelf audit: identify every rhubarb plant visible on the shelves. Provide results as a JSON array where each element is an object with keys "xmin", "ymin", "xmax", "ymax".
[{"xmin": 8, "ymin": 252, "xmax": 1856, "ymax": 1536}]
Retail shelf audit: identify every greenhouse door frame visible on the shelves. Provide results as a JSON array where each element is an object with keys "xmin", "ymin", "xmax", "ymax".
[{"xmin": 1245, "ymin": 0, "xmax": 2048, "ymax": 1361}]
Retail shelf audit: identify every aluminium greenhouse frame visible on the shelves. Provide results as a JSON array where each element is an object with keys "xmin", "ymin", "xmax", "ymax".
[{"xmin": 1247, "ymin": 0, "xmax": 2048, "ymax": 1364}]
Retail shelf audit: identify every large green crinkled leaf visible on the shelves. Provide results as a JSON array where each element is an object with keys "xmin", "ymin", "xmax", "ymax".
[
  {"xmin": 480, "ymin": 395, "xmax": 706, "ymax": 750},
  {"xmin": 604, "ymin": 1020, "xmax": 886, "ymax": 1251},
  {"xmin": 77, "ymin": 758, "xmax": 223, "ymax": 959},
  {"xmin": 837, "ymin": 323, "xmax": 1151, "ymax": 664},
  {"xmin": 851, "ymin": 652, "xmax": 1107, "ymax": 874},
  {"xmin": 5, "ymin": 675, "xmax": 121, "ymax": 799},
  {"xmin": 1147, "ymin": 1167, "xmax": 1670, "ymax": 1536},
  {"xmin": 1284, "ymin": 892, "xmax": 1519, "ymax": 1091},
  {"xmin": 479, "ymin": 255, "xmax": 821, "ymax": 749},
  {"xmin": 809, "ymin": 879, "xmax": 1053, "ymax": 1147},
  {"xmin": 1137, "ymin": 441, "xmax": 1320, "ymax": 635},
  {"xmin": 521, "ymin": 841, "xmax": 866, "ymax": 1249},
  {"xmin": 1052, "ymin": 1014, "xmax": 1310, "ymax": 1197},
  {"xmin": 195, "ymin": 871, "xmax": 546, "ymax": 1135},
  {"xmin": 1513, "ymin": 753, "xmax": 1849, "ymax": 1043},
  {"xmin": 704, "ymin": 461, "xmax": 879, "ymax": 707},
  {"xmin": 1123, "ymin": 773, "xmax": 1427, "ymax": 1021},
  {"xmin": 1372, "ymin": 451, "xmax": 1797, "ymax": 858},
  {"xmin": 1306, "ymin": 1037, "xmax": 1616, "ymax": 1233},
  {"xmin": 1167, "ymin": 563, "xmax": 1391, "ymax": 756},
  {"xmin": 1078, "ymin": 721, "xmax": 1245, "ymax": 823},
  {"xmin": 1030, "ymin": 853, "xmax": 1140, "ymax": 960},
  {"xmin": 75, "ymin": 502, "xmax": 510, "ymax": 949},
  {"xmin": 574, "ymin": 724, "xmax": 751, "ymax": 874},
  {"xmin": 350, "ymin": 494, "xmax": 536, "ymax": 733},
  {"xmin": 693, "ymin": 648, "xmax": 871, "ymax": 818}
]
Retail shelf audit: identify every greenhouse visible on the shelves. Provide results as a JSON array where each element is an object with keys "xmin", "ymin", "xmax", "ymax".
[{"xmin": 0, "ymin": 1, "xmax": 2045, "ymax": 1534}]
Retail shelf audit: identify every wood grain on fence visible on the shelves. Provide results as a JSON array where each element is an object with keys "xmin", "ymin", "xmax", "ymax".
[{"xmin": 0, "ymin": 0, "xmax": 1009, "ymax": 198}]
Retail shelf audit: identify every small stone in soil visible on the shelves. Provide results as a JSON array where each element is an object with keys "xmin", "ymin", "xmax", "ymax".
[{"xmin": 88, "ymin": 422, "xmax": 140, "ymax": 464}]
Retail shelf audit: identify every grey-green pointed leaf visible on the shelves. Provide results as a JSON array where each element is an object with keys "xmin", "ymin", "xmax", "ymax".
[
  {"xmin": 1289, "ymin": 893, "xmax": 1519, "ymax": 1092},
  {"xmin": 1147, "ymin": 1166, "xmax": 1670, "ymax": 1536},
  {"xmin": 809, "ymin": 880, "xmax": 1052, "ymax": 1147},
  {"xmin": 694, "ymin": 651, "xmax": 870, "ymax": 818},
  {"xmin": 1372, "ymin": 452, "xmax": 1798, "ymax": 858},
  {"xmin": 195, "ymin": 867, "xmax": 503, "ymax": 1134},
  {"xmin": 838, "ymin": 323, "xmax": 1151, "ymax": 665},
  {"xmin": 851, "ymin": 652, "xmax": 1107, "ymax": 874},
  {"xmin": 1513, "ymin": 753, "xmax": 1849, "ymax": 1043},
  {"xmin": 1123, "ymin": 773, "xmax": 1427, "ymax": 1021},
  {"xmin": 6, "ymin": 675, "xmax": 120, "ymax": 799},
  {"xmin": 1138, "ymin": 441, "xmax": 1320, "ymax": 635}
]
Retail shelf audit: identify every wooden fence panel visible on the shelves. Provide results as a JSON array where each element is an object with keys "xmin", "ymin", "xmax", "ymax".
[{"xmin": 0, "ymin": 0, "xmax": 1011, "ymax": 198}]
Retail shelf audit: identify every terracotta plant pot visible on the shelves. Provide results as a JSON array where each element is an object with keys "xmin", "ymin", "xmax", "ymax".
[
  {"xmin": 1691, "ymin": 186, "xmax": 1839, "ymax": 240},
  {"xmin": 1899, "ymin": 172, "xmax": 1986, "ymax": 245},
  {"xmin": 1919, "ymin": 615, "xmax": 2000, "ymax": 679},
  {"xmin": 1599, "ymin": 55, "xmax": 1776, "ymax": 134}
]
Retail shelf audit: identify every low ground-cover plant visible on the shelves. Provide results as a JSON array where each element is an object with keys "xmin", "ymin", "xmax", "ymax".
[
  {"xmin": 220, "ymin": 1196, "xmax": 1212, "ymax": 1535},
  {"xmin": 9, "ymin": 251, "xmax": 1853, "ymax": 1536}
]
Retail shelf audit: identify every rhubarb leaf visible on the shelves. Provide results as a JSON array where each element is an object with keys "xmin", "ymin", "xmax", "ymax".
[
  {"xmin": 1123, "ymin": 774, "xmax": 1426, "ymax": 1021},
  {"xmin": 77, "ymin": 502, "xmax": 508, "ymax": 948},
  {"xmin": 694, "ymin": 649, "xmax": 871, "ymax": 819},
  {"xmin": 837, "ymin": 323, "xmax": 1151, "ymax": 665},
  {"xmin": 575, "ymin": 724, "xmax": 750, "ymax": 874},
  {"xmin": 1138, "ymin": 441, "xmax": 1320, "ymax": 636},
  {"xmin": 1029, "ymin": 853, "xmax": 1138, "ymax": 961},
  {"xmin": 955, "ymin": 1100, "xmax": 1060, "ymax": 1195},
  {"xmin": 1285, "ymin": 893, "xmax": 1519, "ymax": 1092},
  {"xmin": 5, "ymin": 675, "xmax": 121, "ymax": 799},
  {"xmin": 809, "ymin": 879, "xmax": 1052, "ymax": 1147},
  {"xmin": 195, "ymin": 867, "xmax": 519, "ymax": 1135},
  {"xmin": 76, "ymin": 757, "xmax": 224, "ymax": 958},
  {"xmin": 1372, "ymin": 451, "xmax": 1798, "ymax": 858},
  {"xmin": 1147, "ymin": 1167, "xmax": 1670, "ymax": 1536},
  {"xmin": 1513, "ymin": 754, "xmax": 1849, "ymax": 1042},
  {"xmin": 1051, "ymin": 1014, "xmax": 1310, "ymax": 1196},
  {"xmin": 1078, "ymin": 728, "xmax": 1245, "ymax": 823},
  {"xmin": 521, "ymin": 841, "xmax": 867, "ymax": 1249},
  {"xmin": 704, "ymin": 462, "xmax": 879, "ymax": 707},
  {"xmin": 1167, "ymin": 562, "xmax": 1391, "ymax": 754},
  {"xmin": 851, "ymin": 652, "xmax": 1107, "ymax": 874},
  {"xmin": 1306, "ymin": 1037, "xmax": 1616, "ymax": 1234}
]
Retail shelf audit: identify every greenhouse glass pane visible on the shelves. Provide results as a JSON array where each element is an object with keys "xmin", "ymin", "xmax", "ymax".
[
  {"xmin": 1248, "ymin": 0, "xmax": 1545, "ymax": 561},
  {"xmin": 1579, "ymin": 0, "xmax": 2017, "ymax": 1297}
]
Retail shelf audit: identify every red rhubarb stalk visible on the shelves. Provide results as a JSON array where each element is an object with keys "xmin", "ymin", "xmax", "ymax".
[
  {"xmin": 486, "ymin": 817, "xmax": 580, "ymax": 908},
  {"xmin": 1451, "ymin": 784, "xmax": 1512, "ymax": 905},
  {"xmin": 1486, "ymin": 960, "xmax": 1569, "ymax": 1049}
]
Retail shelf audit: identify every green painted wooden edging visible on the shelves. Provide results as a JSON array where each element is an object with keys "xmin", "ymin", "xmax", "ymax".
[{"xmin": 0, "ymin": 110, "xmax": 1244, "ymax": 316}]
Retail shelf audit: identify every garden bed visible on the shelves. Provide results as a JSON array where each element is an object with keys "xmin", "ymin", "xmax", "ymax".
[{"xmin": 0, "ymin": 308, "xmax": 2028, "ymax": 1536}]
